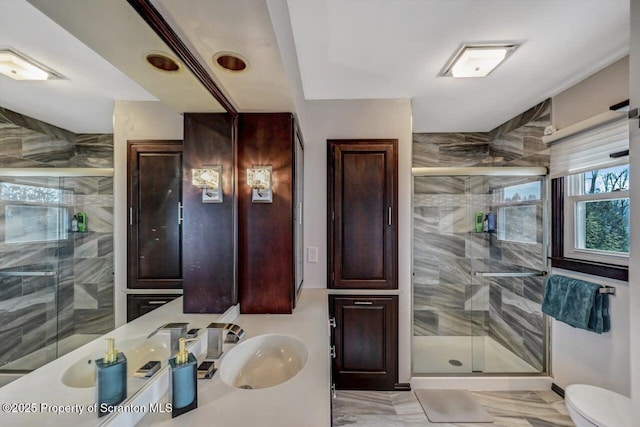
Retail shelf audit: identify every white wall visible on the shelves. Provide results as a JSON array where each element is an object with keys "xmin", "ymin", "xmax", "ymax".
[
  {"xmin": 550, "ymin": 269, "xmax": 630, "ymax": 394},
  {"xmin": 551, "ymin": 56, "xmax": 629, "ymax": 129},
  {"xmin": 628, "ymin": 0, "xmax": 640, "ymax": 423},
  {"xmin": 302, "ymin": 99, "xmax": 413, "ymax": 382},
  {"xmin": 548, "ymin": 58, "xmax": 632, "ymax": 395},
  {"xmin": 113, "ymin": 100, "xmax": 184, "ymax": 327}
]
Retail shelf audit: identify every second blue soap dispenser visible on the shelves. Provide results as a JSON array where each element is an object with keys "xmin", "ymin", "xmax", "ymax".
[{"xmin": 169, "ymin": 337, "xmax": 197, "ymax": 417}]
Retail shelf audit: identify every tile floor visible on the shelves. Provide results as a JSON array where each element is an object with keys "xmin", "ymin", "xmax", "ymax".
[{"xmin": 332, "ymin": 390, "xmax": 574, "ymax": 426}]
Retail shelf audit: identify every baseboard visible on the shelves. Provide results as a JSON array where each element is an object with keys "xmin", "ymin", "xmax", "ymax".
[{"xmin": 551, "ymin": 383, "xmax": 565, "ymax": 398}]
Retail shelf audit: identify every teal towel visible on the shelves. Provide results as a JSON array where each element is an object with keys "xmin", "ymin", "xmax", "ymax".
[{"xmin": 541, "ymin": 274, "xmax": 610, "ymax": 334}]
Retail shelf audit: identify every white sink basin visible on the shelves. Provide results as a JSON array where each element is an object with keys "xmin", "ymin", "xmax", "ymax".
[
  {"xmin": 219, "ymin": 334, "xmax": 308, "ymax": 390},
  {"xmin": 61, "ymin": 335, "xmax": 171, "ymax": 388}
]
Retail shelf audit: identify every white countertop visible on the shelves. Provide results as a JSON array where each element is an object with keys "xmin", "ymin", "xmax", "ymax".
[{"xmin": 0, "ymin": 288, "xmax": 331, "ymax": 427}]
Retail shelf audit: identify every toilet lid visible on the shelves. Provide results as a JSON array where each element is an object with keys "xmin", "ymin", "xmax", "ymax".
[{"xmin": 565, "ymin": 384, "xmax": 632, "ymax": 427}]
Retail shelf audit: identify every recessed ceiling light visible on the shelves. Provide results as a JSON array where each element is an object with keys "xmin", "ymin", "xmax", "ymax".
[
  {"xmin": 213, "ymin": 52, "xmax": 248, "ymax": 73},
  {"xmin": 145, "ymin": 52, "xmax": 180, "ymax": 73},
  {"xmin": 440, "ymin": 43, "xmax": 520, "ymax": 78},
  {"xmin": 0, "ymin": 49, "xmax": 61, "ymax": 81}
]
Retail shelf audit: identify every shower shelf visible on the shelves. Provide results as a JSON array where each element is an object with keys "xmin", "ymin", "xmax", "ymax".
[
  {"xmin": 0, "ymin": 271, "xmax": 57, "ymax": 277},
  {"xmin": 473, "ymin": 271, "xmax": 547, "ymax": 277}
]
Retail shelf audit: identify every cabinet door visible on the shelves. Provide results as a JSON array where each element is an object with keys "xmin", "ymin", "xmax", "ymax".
[
  {"xmin": 128, "ymin": 141, "xmax": 183, "ymax": 289},
  {"xmin": 330, "ymin": 295, "xmax": 398, "ymax": 390},
  {"xmin": 328, "ymin": 140, "xmax": 398, "ymax": 289}
]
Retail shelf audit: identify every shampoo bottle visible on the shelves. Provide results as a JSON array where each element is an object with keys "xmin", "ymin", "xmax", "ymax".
[
  {"xmin": 95, "ymin": 338, "xmax": 127, "ymax": 417},
  {"xmin": 487, "ymin": 211, "xmax": 496, "ymax": 233},
  {"xmin": 76, "ymin": 212, "xmax": 87, "ymax": 232},
  {"xmin": 169, "ymin": 337, "xmax": 198, "ymax": 417},
  {"xmin": 474, "ymin": 212, "xmax": 484, "ymax": 233}
]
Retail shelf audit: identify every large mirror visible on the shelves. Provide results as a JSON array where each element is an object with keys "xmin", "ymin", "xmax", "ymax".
[{"xmin": 0, "ymin": 0, "xmax": 234, "ymax": 379}]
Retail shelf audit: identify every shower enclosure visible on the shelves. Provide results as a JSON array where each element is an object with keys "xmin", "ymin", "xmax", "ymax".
[
  {"xmin": 0, "ymin": 168, "xmax": 114, "ymax": 373},
  {"xmin": 412, "ymin": 167, "xmax": 548, "ymax": 375}
]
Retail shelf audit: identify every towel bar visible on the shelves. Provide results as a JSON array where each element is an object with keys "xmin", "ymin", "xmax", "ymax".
[{"xmin": 598, "ymin": 286, "xmax": 616, "ymax": 295}]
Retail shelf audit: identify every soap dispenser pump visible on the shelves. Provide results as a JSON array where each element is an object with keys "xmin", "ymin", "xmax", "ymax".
[
  {"xmin": 95, "ymin": 337, "xmax": 127, "ymax": 417},
  {"xmin": 169, "ymin": 337, "xmax": 197, "ymax": 417}
]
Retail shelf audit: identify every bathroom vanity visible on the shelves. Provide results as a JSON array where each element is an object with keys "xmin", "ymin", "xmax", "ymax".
[{"xmin": 0, "ymin": 289, "xmax": 330, "ymax": 426}]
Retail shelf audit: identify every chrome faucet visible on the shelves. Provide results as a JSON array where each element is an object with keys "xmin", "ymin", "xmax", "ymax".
[
  {"xmin": 147, "ymin": 322, "xmax": 189, "ymax": 357},
  {"xmin": 206, "ymin": 323, "xmax": 245, "ymax": 359}
]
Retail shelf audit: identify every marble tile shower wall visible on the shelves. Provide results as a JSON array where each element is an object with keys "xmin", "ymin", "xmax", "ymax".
[
  {"xmin": 0, "ymin": 107, "xmax": 113, "ymax": 367},
  {"xmin": 412, "ymin": 100, "xmax": 550, "ymax": 371}
]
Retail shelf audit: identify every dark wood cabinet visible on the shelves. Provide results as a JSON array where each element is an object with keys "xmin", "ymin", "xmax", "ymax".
[
  {"xmin": 127, "ymin": 294, "xmax": 181, "ymax": 322},
  {"xmin": 127, "ymin": 141, "xmax": 183, "ymax": 289},
  {"xmin": 328, "ymin": 140, "xmax": 398, "ymax": 289},
  {"xmin": 182, "ymin": 113, "xmax": 235, "ymax": 313},
  {"xmin": 330, "ymin": 295, "xmax": 398, "ymax": 390},
  {"xmin": 237, "ymin": 113, "xmax": 303, "ymax": 313}
]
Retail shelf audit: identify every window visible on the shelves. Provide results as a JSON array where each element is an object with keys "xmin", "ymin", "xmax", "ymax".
[
  {"xmin": 549, "ymin": 113, "xmax": 629, "ymax": 280},
  {"xmin": 495, "ymin": 181, "xmax": 541, "ymax": 244},
  {"xmin": 564, "ymin": 164, "xmax": 629, "ymax": 265}
]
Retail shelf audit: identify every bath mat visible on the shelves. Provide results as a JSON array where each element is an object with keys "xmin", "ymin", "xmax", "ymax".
[{"xmin": 414, "ymin": 389, "xmax": 493, "ymax": 423}]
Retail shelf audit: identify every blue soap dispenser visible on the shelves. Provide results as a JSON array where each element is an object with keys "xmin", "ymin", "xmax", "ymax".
[
  {"xmin": 95, "ymin": 337, "xmax": 127, "ymax": 417},
  {"xmin": 169, "ymin": 337, "xmax": 197, "ymax": 417}
]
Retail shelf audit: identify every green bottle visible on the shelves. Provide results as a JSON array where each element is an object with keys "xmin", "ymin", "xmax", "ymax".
[{"xmin": 474, "ymin": 212, "xmax": 484, "ymax": 233}]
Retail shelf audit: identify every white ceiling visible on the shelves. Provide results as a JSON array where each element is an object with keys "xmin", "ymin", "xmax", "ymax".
[
  {"xmin": 1, "ymin": 1, "xmax": 630, "ymax": 135},
  {"xmin": 1, "ymin": 0, "xmax": 228, "ymax": 134},
  {"xmin": 286, "ymin": 0, "xmax": 630, "ymax": 132},
  {"xmin": 0, "ymin": 0, "xmax": 156, "ymax": 133},
  {"xmin": 153, "ymin": 0, "xmax": 294, "ymax": 113}
]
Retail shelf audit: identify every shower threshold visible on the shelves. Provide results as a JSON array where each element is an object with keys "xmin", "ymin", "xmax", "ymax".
[{"xmin": 413, "ymin": 336, "xmax": 540, "ymax": 374}]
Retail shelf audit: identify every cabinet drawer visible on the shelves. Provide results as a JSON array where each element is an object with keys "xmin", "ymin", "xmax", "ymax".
[{"xmin": 127, "ymin": 294, "xmax": 180, "ymax": 322}]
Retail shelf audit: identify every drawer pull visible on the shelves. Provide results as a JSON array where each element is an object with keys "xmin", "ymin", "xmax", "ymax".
[
  {"xmin": 354, "ymin": 301, "xmax": 373, "ymax": 305},
  {"xmin": 148, "ymin": 301, "xmax": 168, "ymax": 305}
]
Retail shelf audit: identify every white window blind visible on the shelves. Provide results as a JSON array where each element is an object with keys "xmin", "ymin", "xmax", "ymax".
[{"xmin": 549, "ymin": 118, "xmax": 629, "ymax": 178}]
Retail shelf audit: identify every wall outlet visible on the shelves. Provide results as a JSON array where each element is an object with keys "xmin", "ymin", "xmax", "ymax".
[{"xmin": 307, "ymin": 246, "xmax": 318, "ymax": 263}]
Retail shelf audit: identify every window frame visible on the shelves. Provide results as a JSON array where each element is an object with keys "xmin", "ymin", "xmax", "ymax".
[
  {"xmin": 563, "ymin": 167, "xmax": 629, "ymax": 265},
  {"xmin": 551, "ymin": 177, "xmax": 628, "ymax": 281}
]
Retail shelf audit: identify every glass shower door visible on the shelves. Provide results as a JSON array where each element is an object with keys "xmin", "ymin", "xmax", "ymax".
[
  {"xmin": 469, "ymin": 174, "xmax": 547, "ymax": 374},
  {"xmin": 0, "ymin": 176, "xmax": 68, "ymax": 371},
  {"xmin": 412, "ymin": 167, "xmax": 548, "ymax": 376}
]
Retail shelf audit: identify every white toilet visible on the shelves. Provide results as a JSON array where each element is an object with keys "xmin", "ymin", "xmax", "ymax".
[{"xmin": 565, "ymin": 384, "xmax": 631, "ymax": 427}]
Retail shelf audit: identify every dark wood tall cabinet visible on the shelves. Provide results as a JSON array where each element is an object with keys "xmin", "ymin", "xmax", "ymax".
[
  {"xmin": 182, "ymin": 113, "xmax": 236, "ymax": 313},
  {"xmin": 127, "ymin": 140, "xmax": 183, "ymax": 289},
  {"xmin": 237, "ymin": 113, "xmax": 303, "ymax": 313},
  {"xmin": 330, "ymin": 295, "xmax": 398, "ymax": 390},
  {"xmin": 327, "ymin": 139, "xmax": 398, "ymax": 289},
  {"xmin": 327, "ymin": 139, "xmax": 400, "ymax": 391}
]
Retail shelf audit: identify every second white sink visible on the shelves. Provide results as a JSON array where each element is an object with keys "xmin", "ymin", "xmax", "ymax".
[{"xmin": 219, "ymin": 334, "xmax": 308, "ymax": 390}]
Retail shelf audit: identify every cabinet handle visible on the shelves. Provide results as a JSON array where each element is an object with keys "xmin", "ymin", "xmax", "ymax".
[
  {"xmin": 388, "ymin": 206, "xmax": 392, "ymax": 226},
  {"xmin": 354, "ymin": 301, "xmax": 373, "ymax": 305},
  {"xmin": 148, "ymin": 301, "xmax": 168, "ymax": 305},
  {"xmin": 129, "ymin": 207, "xmax": 133, "ymax": 226},
  {"xmin": 178, "ymin": 202, "xmax": 183, "ymax": 225}
]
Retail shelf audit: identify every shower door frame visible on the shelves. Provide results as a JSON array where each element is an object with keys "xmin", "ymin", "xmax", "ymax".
[{"xmin": 411, "ymin": 166, "xmax": 551, "ymax": 377}]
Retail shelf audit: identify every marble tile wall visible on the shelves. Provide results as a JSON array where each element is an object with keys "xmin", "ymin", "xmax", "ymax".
[
  {"xmin": 0, "ymin": 108, "xmax": 113, "ymax": 368},
  {"xmin": 413, "ymin": 100, "xmax": 550, "ymax": 372}
]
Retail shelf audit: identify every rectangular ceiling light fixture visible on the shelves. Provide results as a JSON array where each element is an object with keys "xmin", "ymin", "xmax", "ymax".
[
  {"xmin": 440, "ymin": 43, "xmax": 520, "ymax": 78},
  {"xmin": 0, "ymin": 49, "xmax": 61, "ymax": 81}
]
